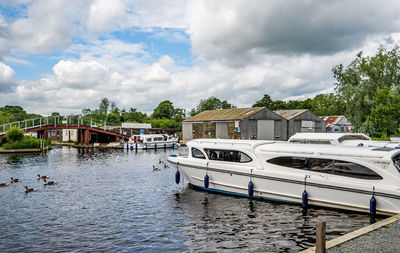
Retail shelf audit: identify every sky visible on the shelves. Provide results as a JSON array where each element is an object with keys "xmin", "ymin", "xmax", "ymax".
[{"xmin": 0, "ymin": 0, "xmax": 400, "ymax": 116}]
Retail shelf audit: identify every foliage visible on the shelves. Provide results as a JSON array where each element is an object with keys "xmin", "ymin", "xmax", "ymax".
[
  {"xmin": 6, "ymin": 126, "xmax": 24, "ymax": 143},
  {"xmin": 151, "ymin": 100, "xmax": 175, "ymax": 119},
  {"xmin": 121, "ymin": 108, "xmax": 148, "ymax": 123},
  {"xmin": 333, "ymin": 45, "xmax": 400, "ymax": 136},
  {"xmin": 190, "ymin": 96, "xmax": 235, "ymax": 116},
  {"xmin": 148, "ymin": 118, "xmax": 181, "ymax": 130},
  {"xmin": 0, "ymin": 105, "xmax": 41, "ymax": 124},
  {"xmin": 252, "ymin": 93, "xmax": 345, "ymax": 116},
  {"xmin": 2, "ymin": 135, "xmax": 50, "ymax": 150},
  {"xmin": 105, "ymin": 112, "xmax": 121, "ymax": 125}
]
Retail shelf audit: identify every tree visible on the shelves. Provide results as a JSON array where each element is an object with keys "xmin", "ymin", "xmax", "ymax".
[
  {"xmin": 0, "ymin": 111, "xmax": 15, "ymax": 124},
  {"xmin": 253, "ymin": 94, "xmax": 274, "ymax": 108},
  {"xmin": 151, "ymin": 100, "xmax": 175, "ymax": 119},
  {"xmin": 333, "ymin": 45, "xmax": 400, "ymax": 136},
  {"xmin": 190, "ymin": 96, "xmax": 235, "ymax": 116},
  {"xmin": 309, "ymin": 93, "xmax": 346, "ymax": 116},
  {"xmin": 105, "ymin": 113, "xmax": 121, "ymax": 125},
  {"xmin": 98, "ymin": 97, "xmax": 110, "ymax": 118}
]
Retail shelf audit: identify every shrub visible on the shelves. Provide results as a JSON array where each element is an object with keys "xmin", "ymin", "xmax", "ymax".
[{"xmin": 6, "ymin": 126, "xmax": 24, "ymax": 143}]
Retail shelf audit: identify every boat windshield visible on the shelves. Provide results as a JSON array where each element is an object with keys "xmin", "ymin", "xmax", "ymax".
[{"xmin": 393, "ymin": 154, "xmax": 400, "ymax": 173}]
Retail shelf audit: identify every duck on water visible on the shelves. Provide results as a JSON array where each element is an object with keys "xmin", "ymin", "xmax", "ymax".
[{"xmin": 168, "ymin": 138, "xmax": 400, "ymax": 216}]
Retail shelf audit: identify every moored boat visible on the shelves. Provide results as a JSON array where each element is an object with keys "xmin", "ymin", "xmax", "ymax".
[
  {"xmin": 124, "ymin": 134, "xmax": 179, "ymax": 149},
  {"xmin": 168, "ymin": 138, "xmax": 400, "ymax": 215}
]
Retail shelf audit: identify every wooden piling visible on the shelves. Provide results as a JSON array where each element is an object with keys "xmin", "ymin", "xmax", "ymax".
[{"xmin": 316, "ymin": 220, "xmax": 326, "ymax": 253}]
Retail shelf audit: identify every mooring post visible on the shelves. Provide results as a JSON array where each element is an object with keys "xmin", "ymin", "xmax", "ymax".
[{"xmin": 316, "ymin": 220, "xmax": 326, "ymax": 253}]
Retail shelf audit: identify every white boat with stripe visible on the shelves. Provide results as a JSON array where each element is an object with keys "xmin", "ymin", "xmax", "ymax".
[{"xmin": 168, "ymin": 138, "xmax": 400, "ymax": 215}]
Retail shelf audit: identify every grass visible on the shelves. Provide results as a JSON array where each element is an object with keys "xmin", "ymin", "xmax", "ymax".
[{"xmin": 1, "ymin": 136, "xmax": 51, "ymax": 150}]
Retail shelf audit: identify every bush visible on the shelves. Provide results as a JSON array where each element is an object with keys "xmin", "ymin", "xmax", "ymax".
[
  {"xmin": 6, "ymin": 126, "xmax": 24, "ymax": 143},
  {"xmin": 2, "ymin": 136, "xmax": 41, "ymax": 150}
]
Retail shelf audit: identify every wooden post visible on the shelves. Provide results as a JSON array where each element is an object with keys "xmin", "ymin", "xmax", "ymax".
[{"xmin": 316, "ymin": 220, "xmax": 326, "ymax": 253}]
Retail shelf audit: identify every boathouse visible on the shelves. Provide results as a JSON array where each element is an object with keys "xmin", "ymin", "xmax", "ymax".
[
  {"xmin": 320, "ymin": 115, "xmax": 352, "ymax": 133},
  {"xmin": 273, "ymin": 109, "xmax": 326, "ymax": 138},
  {"xmin": 182, "ymin": 107, "xmax": 287, "ymax": 143}
]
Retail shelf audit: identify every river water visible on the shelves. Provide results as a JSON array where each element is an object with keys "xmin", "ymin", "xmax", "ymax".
[{"xmin": 0, "ymin": 147, "xmax": 379, "ymax": 252}]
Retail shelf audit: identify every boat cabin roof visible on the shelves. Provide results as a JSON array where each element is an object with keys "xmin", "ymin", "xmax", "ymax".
[
  {"xmin": 256, "ymin": 142, "xmax": 400, "ymax": 161},
  {"xmin": 187, "ymin": 139, "xmax": 276, "ymax": 152},
  {"xmin": 288, "ymin": 133, "xmax": 371, "ymax": 144}
]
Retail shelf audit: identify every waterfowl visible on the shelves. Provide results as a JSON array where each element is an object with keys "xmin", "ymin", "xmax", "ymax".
[
  {"xmin": 43, "ymin": 179, "xmax": 56, "ymax": 185},
  {"xmin": 37, "ymin": 174, "xmax": 48, "ymax": 180},
  {"xmin": 0, "ymin": 182, "xmax": 10, "ymax": 187},
  {"xmin": 152, "ymin": 165, "xmax": 160, "ymax": 171},
  {"xmin": 158, "ymin": 159, "xmax": 162, "ymax": 164},
  {"xmin": 163, "ymin": 163, "xmax": 169, "ymax": 169},
  {"xmin": 10, "ymin": 177, "xmax": 21, "ymax": 183},
  {"xmin": 24, "ymin": 186, "xmax": 37, "ymax": 193}
]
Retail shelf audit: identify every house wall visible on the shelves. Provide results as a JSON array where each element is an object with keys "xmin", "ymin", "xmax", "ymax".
[
  {"xmin": 241, "ymin": 109, "xmax": 287, "ymax": 140},
  {"xmin": 287, "ymin": 111, "xmax": 326, "ymax": 137},
  {"xmin": 62, "ymin": 129, "xmax": 78, "ymax": 142},
  {"xmin": 182, "ymin": 122, "xmax": 193, "ymax": 143}
]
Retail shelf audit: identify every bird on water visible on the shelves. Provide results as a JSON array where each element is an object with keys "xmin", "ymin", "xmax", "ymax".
[
  {"xmin": 24, "ymin": 186, "xmax": 37, "ymax": 193},
  {"xmin": 43, "ymin": 179, "xmax": 56, "ymax": 185},
  {"xmin": 10, "ymin": 177, "xmax": 21, "ymax": 183},
  {"xmin": 0, "ymin": 182, "xmax": 10, "ymax": 187},
  {"xmin": 37, "ymin": 174, "xmax": 48, "ymax": 180},
  {"xmin": 152, "ymin": 165, "xmax": 160, "ymax": 171}
]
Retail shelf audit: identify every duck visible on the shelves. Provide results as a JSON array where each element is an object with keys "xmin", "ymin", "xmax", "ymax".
[
  {"xmin": 163, "ymin": 163, "xmax": 169, "ymax": 169},
  {"xmin": 0, "ymin": 182, "xmax": 10, "ymax": 187},
  {"xmin": 152, "ymin": 165, "xmax": 160, "ymax": 171},
  {"xmin": 158, "ymin": 159, "xmax": 162, "ymax": 164},
  {"xmin": 10, "ymin": 177, "xmax": 21, "ymax": 183},
  {"xmin": 24, "ymin": 186, "xmax": 37, "ymax": 193},
  {"xmin": 37, "ymin": 174, "xmax": 48, "ymax": 180},
  {"xmin": 43, "ymin": 179, "xmax": 56, "ymax": 185}
]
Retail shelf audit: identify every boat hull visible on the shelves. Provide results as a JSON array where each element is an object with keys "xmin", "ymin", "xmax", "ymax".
[
  {"xmin": 124, "ymin": 142, "xmax": 178, "ymax": 149},
  {"xmin": 171, "ymin": 160, "xmax": 400, "ymax": 216}
]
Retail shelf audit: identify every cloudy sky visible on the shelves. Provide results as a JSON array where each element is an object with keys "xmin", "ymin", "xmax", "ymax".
[{"xmin": 0, "ymin": 0, "xmax": 399, "ymax": 115}]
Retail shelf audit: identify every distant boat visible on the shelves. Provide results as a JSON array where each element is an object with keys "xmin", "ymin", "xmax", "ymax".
[
  {"xmin": 168, "ymin": 138, "xmax": 400, "ymax": 215},
  {"xmin": 123, "ymin": 134, "xmax": 179, "ymax": 149}
]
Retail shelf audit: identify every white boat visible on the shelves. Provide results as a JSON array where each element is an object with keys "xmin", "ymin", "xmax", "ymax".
[
  {"xmin": 288, "ymin": 132, "xmax": 400, "ymax": 148},
  {"xmin": 168, "ymin": 138, "xmax": 400, "ymax": 215},
  {"xmin": 124, "ymin": 134, "xmax": 179, "ymax": 149}
]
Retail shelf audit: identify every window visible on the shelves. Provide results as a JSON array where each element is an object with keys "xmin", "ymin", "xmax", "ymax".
[
  {"xmin": 204, "ymin": 149, "xmax": 252, "ymax": 163},
  {"xmin": 393, "ymin": 154, "xmax": 400, "ymax": 173},
  {"xmin": 153, "ymin": 137, "xmax": 164, "ymax": 141},
  {"xmin": 192, "ymin": 148, "xmax": 206, "ymax": 159},
  {"xmin": 267, "ymin": 156, "xmax": 382, "ymax": 180}
]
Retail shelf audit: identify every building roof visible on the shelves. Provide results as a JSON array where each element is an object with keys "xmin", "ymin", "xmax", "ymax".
[
  {"xmin": 273, "ymin": 109, "xmax": 309, "ymax": 120},
  {"xmin": 184, "ymin": 107, "xmax": 265, "ymax": 122},
  {"xmin": 320, "ymin": 116, "xmax": 347, "ymax": 128}
]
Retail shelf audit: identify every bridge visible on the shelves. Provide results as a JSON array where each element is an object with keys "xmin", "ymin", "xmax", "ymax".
[{"xmin": 0, "ymin": 116, "xmax": 125, "ymax": 145}]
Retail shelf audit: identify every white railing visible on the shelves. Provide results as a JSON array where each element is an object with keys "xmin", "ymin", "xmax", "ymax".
[{"xmin": 0, "ymin": 116, "xmax": 108, "ymax": 136}]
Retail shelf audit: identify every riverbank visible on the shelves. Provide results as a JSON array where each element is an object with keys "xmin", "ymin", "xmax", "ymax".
[
  {"xmin": 300, "ymin": 213, "xmax": 400, "ymax": 253},
  {"xmin": 0, "ymin": 145, "xmax": 50, "ymax": 153}
]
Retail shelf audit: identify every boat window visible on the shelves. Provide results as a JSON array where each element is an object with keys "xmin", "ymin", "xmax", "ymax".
[
  {"xmin": 290, "ymin": 140, "xmax": 331, "ymax": 144},
  {"xmin": 153, "ymin": 137, "xmax": 164, "ymax": 141},
  {"xmin": 146, "ymin": 138, "xmax": 152, "ymax": 142},
  {"xmin": 192, "ymin": 148, "xmax": 206, "ymax": 159},
  {"xmin": 338, "ymin": 135, "xmax": 370, "ymax": 142},
  {"xmin": 204, "ymin": 149, "xmax": 252, "ymax": 163},
  {"xmin": 267, "ymin": 156, "xmax": 382, "ymax": 180}
]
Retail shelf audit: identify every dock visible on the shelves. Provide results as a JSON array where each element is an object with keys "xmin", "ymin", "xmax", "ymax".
[{"xmin": 301, "ymin": 214, "xmax": 400, "ymax": 253}]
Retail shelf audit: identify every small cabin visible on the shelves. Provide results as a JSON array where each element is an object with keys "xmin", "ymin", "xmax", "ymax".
[{"xmin": 320, "ymin": 116, "xmax": 352, "ymax": 133}]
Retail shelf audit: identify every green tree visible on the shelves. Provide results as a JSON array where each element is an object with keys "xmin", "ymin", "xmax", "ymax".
[
  {"xmin": 105, "ymin": 113, "xmax": 121, "ymax": 125},
  {"xmin": 6, "ymin": 126, "xmax": 24, "ymax": 143},
  {"xmin": 124, "ymin": 108, "xmax": 148, "ymax": 123},
  {"xmin": 190, "ymin": 96, "xmax": 235, "ymax": 116},
  {"xmin": 333, "ymin": 45, "xmax": 400, "ymax": 136},
  {"xmin": 253, "ymin": 94, "xmax": 274, "ymax": 108},
  {"xmin": 309, "ymin": 93, "xmax": 346, "ymax": 116},
  {"xmin": 98, "ymin": 97, "xmax": 110, "ymax": 118},
  {"xmin": 0, "ymin": 111, "xmax": 15, "ymax": 124},
  {"xmin": 151, "ymin": 100, "xmax": 175, "ymax": 119}
]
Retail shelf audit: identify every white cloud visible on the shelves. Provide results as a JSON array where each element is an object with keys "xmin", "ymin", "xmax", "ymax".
[
  {"xmin": 86, "ymin": 0, "xmax": 127, "ymax": 33},
  {"xmin": 0, "ymin": 62, "xmax": 15, "ymax": 91}
]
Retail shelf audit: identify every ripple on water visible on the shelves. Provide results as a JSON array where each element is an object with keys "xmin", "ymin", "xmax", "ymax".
[{"xmin": 0, "ymin": 146, "xmax": 381, "ymax": 252}]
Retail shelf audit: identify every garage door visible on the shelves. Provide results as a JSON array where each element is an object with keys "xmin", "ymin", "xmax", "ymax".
[{"xmin": 257, "ymin": 120, "xmax": 274, "ymax": 140}]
